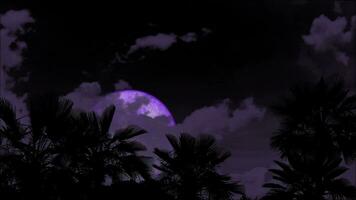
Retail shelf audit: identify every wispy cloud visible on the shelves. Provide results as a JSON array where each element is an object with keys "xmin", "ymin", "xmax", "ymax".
[{"xmin": 128, "ymin": 33, "xmax": 177, "ymax": 54}]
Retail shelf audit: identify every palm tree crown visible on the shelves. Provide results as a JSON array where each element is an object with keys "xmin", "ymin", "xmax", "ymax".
[
  {"xmin": 263, "ymin": 156, "xmax": 356, "ymax": 200},
  {"xmin": 271, "ymin": 79, "xmax": 356, "ymax": 163},
  {"xmin": 154, "ymin": 133, "xmax": 243, "ymax": 200},
  {"xmin": 0, "ymin": 95, "xmax": 151, "ymax": 199}
]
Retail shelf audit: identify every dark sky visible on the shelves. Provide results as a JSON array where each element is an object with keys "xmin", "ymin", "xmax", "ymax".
[
  {"xmin": 1, "ymin": 0, "xmax": 338, "ymax": 119},
  {"xmin": 1, "ymin": 0, "xmax": 356, "ymax": 197}
]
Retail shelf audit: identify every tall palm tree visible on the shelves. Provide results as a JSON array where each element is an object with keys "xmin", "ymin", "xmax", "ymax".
[
  {"xmin": 154, "ymin": 133, "xmax": 243, "ymax": 200},
  {"xmin": 263, "ymin": 156, "xmax": 356, "ymax": 200},
  {"xmin": 271, "ymin": 79, "xmax": 356, "ymax": 163}
]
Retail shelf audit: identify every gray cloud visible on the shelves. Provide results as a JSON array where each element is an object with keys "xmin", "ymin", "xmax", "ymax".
[
  {"xmin": 127, "ymin": 29, "xmax": 208, "ymax": 55},
  {"xmin": 228, "ymin": 98, "xmax": 266, "ymax": 133},
  {"xmin": 176, "ymin": 98, "xmax": 266, "ymax": 139},
  {"xmin": 232, "ymin": 167, "xmax": 270, "ymax": 198},
  {"xmin": 65, "ymin": 82, "xmax": 102, "ymax": 112},
  {"xmin": 179, "ymin": 32, "xmax": 198, "ymax": 43},
  {"xmin": 175, "ymin": 100, "xmax": 277, "ymax": 198},
  {"xmin": 1, "ymin": 10, "xmax": 34, "ymax": 69},
  {"xmin": 303, "ymin": 15, "xmax": 354, "ymax": 66},
  {"xmin": 1, "ymin": 10, "xmax": 34, "ymax": 117},
  {"xmin": 300, "ymin": 14, "xmax": 356, "ymax": 91},
  {"xmin": 128, "ymin": 33, "xmax": 177, "ymax": 54},
  {"xmin": 1, "ymin": 10, "xmax": 34, "ymax": 33},
  {"xmin": 222, "ymin": 111, "xmax": 280, "ymax": 198},
  {"xmin": 65, "ymin": 79, "xmax": 135, "ymax": 112}
]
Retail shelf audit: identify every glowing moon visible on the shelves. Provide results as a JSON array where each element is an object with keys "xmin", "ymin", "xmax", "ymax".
[{"xmin": 93, "ymin": 90, "xmax": 176, "ymax": 126}]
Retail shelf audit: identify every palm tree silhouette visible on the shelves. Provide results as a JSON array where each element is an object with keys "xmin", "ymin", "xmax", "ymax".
[
  {"xmin": 271, "ymin": 78, "xmax": 356, "ymax": 163},
  {"xmin": 154, "ymin": 133, "xmax": 243, "ymax": 200},
  {"xmin": 62, "ymin": 107, "xmax": 150, "ymax": 183},
  {"xmin": 0, "ymin": 95, "xmax": 152, "ymax": 199},
  {"xmin": 264, "ymin": 78, "xmax": 356, "ymax": 200},
  {"xmin": 263, "ymin": 156, "xmax": 356, "ymax": 200}
]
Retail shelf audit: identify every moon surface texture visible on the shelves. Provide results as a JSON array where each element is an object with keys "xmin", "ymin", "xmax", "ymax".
[{"xmin": 93, "ymin": 90, "xmax": 176, "ymax": 127}]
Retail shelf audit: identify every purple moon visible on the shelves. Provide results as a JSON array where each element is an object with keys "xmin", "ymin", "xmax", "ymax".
[{"xmin": 93, "ymin": 90, "xmax": 176, "ymax": 126}]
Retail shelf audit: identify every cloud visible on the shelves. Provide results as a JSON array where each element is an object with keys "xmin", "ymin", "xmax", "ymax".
[
  {"xmin": 1, "ymin": 10, "xmax": 34, "ymax": 117},
  {"xmin": 232, "ymin": 167, "xmax": 270, "ymax": 198},
  {"xmin": 65, "ymin": 82, "xmax": 102, "ymax": 112},
  {"xmin": 65, "ymin": 79, "xmax": 134, "ymax": 112},
  {"xmin": 300, "ymin": 14, "xmax": 356, "ymax": 91},
  {"xmin": 1, "ymin": 10, "xmax": 34, "ymax": 33},
  {"xmin": 127, "ymin": 30, "xmax": 206, "ymax": 55},
  {"xmin": 303, "ymin": 15, "xmax": 352, "ymax": 52},
  {"xmin": 303, "ymin": 15, "xmax": 354, "ymax": 66},
  {"xmin": 171, "ymin": 97, "xmax": 271, "ymax": 195},
  {"xmin": 3, "ymin": 91, "xmax": 27, "ymax": 117},
  {"xmin": 335, "ymin": 51, "xmax": 350, "ymax": 66},
  {"xmin": 334, "ymin": 1, "xmax": 343, "ymax": 14},
  {"xmin": 179, "ymin": 32, "xmax": 198, "ymax": 43},
  {"xmin": 128, "ymin": 33, "xmax": 177, "ymax": 54},
  {"xmin": 114, "ymin": 80, "xmax": 132, "ymax": 90},
  {"xmin": 176, "ymin": 100, "xmax": 231, "ymax": 137},
  {"xmin": 176, "ymin": 98, "xmax": 266, "ymax": 139},
  {"xmin": 1, "ymin": 10, "xmax": 34, "ymax": 68},
  {"xmin": 201, "ymin": 27, "xmax": 212, "ymax": 35},
  {"xmin": 228, "ymin": 98, "xmax": 266, "ymax": 132}
]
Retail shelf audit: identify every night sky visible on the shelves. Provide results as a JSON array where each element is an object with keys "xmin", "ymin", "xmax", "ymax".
[{"xmin": 1, "ymin": 0, "xmax": 356, "ymax": 197}]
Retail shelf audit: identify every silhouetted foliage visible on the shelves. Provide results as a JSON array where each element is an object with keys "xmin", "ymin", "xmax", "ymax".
[
  {"xmin": 272, "ymin": 78, "xmax": 356, "ymax": 163},
  {"xmin": 264, "ymin": 78, "xmax": 356, "ymax": 200},
  {"xmin": 0, "ymin": 96, "xmax": 241, "ymax": 200},
  {"xmin": 154, "ymin": 133, "xmax": 243, "ymax": 200},
  {"xmin": 0, "ymin": 96, "xmax": 152, "ymax": 199},
  {"xmin": 263, "ymin": 156, "xmax": 356, "ymax": 200}
]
